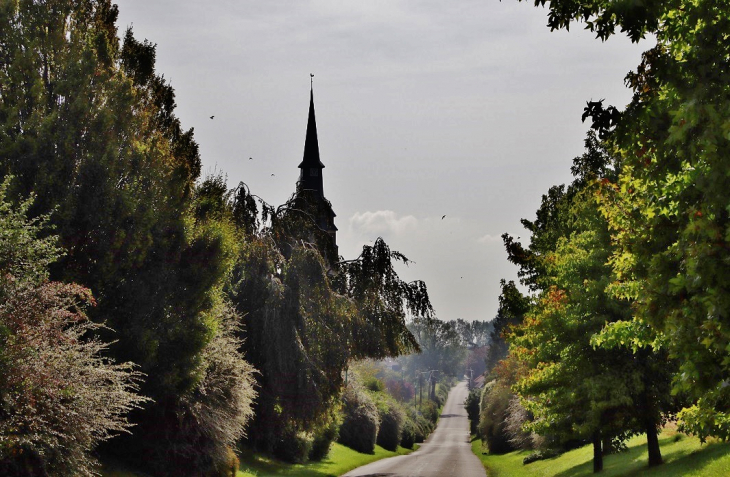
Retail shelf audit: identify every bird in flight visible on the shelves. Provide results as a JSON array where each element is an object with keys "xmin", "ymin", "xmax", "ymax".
[
  {"xmin": 210, "ymin": 115, "xmax": 214, "ymax": 119},
  {"xmin": 441, "ymin": 215, "xmax": 446, "ymax": 220},
  {"xmin": 249, "ymin": 157, "xmax": 253, "ymax": 160},
  {"xmin": 271, "ymin": 173, "xmax": 275, "ymax": 177}
]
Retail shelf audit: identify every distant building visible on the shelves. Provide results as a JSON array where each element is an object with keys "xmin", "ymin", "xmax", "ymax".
[{"xmin": 294, "ymin": 85, "xmax": 338, "ymax": 255}]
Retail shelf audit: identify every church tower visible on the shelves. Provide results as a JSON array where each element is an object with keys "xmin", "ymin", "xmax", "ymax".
[{"xmin": 296, "ymin": 83, "xmax": 338, "ymax": 250}]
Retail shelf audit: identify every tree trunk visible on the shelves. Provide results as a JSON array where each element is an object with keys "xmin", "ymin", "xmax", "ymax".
[
  {"xmin": 646, "ymin": 423, "xmax": 663, "ymax": 467},
  {"xmin": 602, "ymin": 436, "xmax": 614, "ymax": 456},
  {"xmin": 593, "ymin": 431, "xmax": 603, "ymax": 473}
]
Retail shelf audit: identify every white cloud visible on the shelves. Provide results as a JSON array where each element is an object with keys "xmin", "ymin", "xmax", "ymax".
[
  {"xmin": 477, "ymin": 234, "xmax": 502, "ymax": 244},
  {"xmin": 348, "ymin": 210, "xmax": 418, "ymax": 239}
]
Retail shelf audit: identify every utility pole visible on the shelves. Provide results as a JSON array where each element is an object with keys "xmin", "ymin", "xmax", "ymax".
[
  {"xmin": 414, "ymin": 373, "xmax": 417, "ymax": 408},
  {"xmin": 419, "ymin": 372, "xmax": 423, "ymax": 408}
]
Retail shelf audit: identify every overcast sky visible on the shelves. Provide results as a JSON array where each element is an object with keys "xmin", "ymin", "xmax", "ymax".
[{"xmin": 113, "ymin": 0, "xmax": 650, "ymax": 322}]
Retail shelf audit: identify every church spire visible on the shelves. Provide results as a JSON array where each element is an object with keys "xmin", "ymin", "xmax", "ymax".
[{"xmin": 298, "ymin": 81, "xmax": 325, "ymax": 195}]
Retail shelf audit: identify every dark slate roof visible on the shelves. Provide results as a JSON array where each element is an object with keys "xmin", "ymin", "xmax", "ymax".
[{"xmin": 298, "ymin": 88, "xmax": 325, "ymax": 169}]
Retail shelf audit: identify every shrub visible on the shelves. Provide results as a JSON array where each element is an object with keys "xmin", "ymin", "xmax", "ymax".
[
  {"xmin": 273, "ymin": 428, "xmax": 313, "ymax": 464},
  {"xmin": 435, "ymin": 382, "xmax": 449, "ymax": 405},
  {"xmin": 401, "ymin": 405, "xmax": 433, "ymax": 443},
  {"xmin": 478, "ymin": 381, "xmax": 514, "ymax": 454},
  {"xmin": 408, "ymin": 406, "xmax": 434, "ymax": 443},
  {"xmin": 400, "ymin": 418, "xmax": 416, "ymax": 449},
  {"xmin": 309, "ymin": 414, "xmax": 340, "ymax": 461},
  {"xmin": 147, "ymin": 304, "xmax": 257, "ymax": 474},
  {"xmin": 338, "ymin": 383, "xmax": 379, "ymax": 453},
  {"xmin": 364, "ymin": 376, "xmax": 385, "ymax": 392},
  {"xmin": 0, "ymin": 182, "xmax": 149, "ymax": 476},
  {"xmin": 414, "ymin": 412, "xmax": 434, "ymax": 442},
  {"xmin": 464, "ymin": 387, "xmax": 481, "ymax": 435},
  {"xmin": 0, "ymin": 280, "xmax": 148, "ymax": 477},
  {"xmin": 421, "ymin": 400, "xmax": 440, "ymax": 425},
  {"xmin": 373, "ymin": 394, "xmax": 405, "ymax": 452},
  {"xmin": 505, "ymin": 394, "xmax": 534, "ymax": 450}
]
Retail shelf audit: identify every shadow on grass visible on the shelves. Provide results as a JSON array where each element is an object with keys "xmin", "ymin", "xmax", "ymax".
[
  {"xmin": 552, "ymin": 436, "xmax": 730, "ymax": 477},
  {"xmin": 641, "ymin": 441, "xmax": 730, "ymax": 476},
  {"xmin": 237, "ymin": 448, "xmax": 320, "ymax": 477}
]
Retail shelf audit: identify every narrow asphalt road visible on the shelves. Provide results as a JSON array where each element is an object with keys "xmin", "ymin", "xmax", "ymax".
[{"xmin": 342, "ymin": 379, "xmax": 487, "ymax": 477}]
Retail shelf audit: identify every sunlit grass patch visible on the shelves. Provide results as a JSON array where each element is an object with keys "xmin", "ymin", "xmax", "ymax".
[
  {"xmin": 472, "ymin": 427, "xmax": 730, "ymax": 477},
  {"xmin": 237, "ymin": 442, "xmax": 414, "ymax": 477}
]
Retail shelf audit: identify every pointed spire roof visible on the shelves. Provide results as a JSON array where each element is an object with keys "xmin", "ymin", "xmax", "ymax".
[{"xmin": 298, "ymin": 87, "xmax": 325, "ymax": 169}]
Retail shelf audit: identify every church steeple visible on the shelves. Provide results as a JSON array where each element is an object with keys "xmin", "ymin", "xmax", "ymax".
[
  {"xmin": 294, "ymin": 79, "xmax": 338, "ymax": 251},
  {"xmin": 298, "ymin": 85, "xmax": 325, "ymax": 196}
]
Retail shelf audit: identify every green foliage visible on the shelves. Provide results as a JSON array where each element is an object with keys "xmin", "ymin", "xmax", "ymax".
[
  {"xmin": 500, "ymin": 133, "xmax": 675, "ymax": 472},
  {"xmin": 227, "ymin": 184, "xmax": 431, "ymax": 458},
  {"xmin": 420, "ymin": 400, "xmax": 441, "ymax": 426},
  {"xmin": 0, "ymin": 182, "xmax": 147, "ymax": 477},
  {"xmin": 139, "ymin": 302, "xmax": 257, "ymax": 475},
  {"xmin": 479, "ymin": 381, "xmax": 514, "ymax": 455},
  {"xmin": 338, "ymin": 237, "xmax": 430, "ymax": 360},
  {"xmin": 371, "ymin": 392, "xmax": 406, "ymax": 452},
  {"xmin": 521, "ymin": 0, "xmax": 669, "ymax": 42},
  {"xmin": 533, "ymin": 0, "xmax": 730, "ymax": 442},
  {"xmin": 0, "ymin": 0, "xmax": 218, "ymax": 402},
  {"xmin": 0, "ymin": 180, "xmax": 58, "ymax": 286},
  {"xmin": 364, "ymin": 376, "xmax": 386, "ymax": 392},
  {"xmin": 309, "ymin": 414, "xmax": 340, "ymax": 462},
  {"xmin": 338, "ymin": 383, "xmax": 380, "ymax": 454},
  {"xmin": 399, "ymin": 419, "xmax": 416, "ymax": 449},
  {"xmin": 465, "ymin": 387, "xmax": 482, "ymax": 435},
  {"xmin": 273, "ymin": 429, "xmax": 314, "ymax": 465},
  {"xmin": 452, "ymin": 318, "xmax": 493, "ymax": 348},
  {"xmin": 0, "ymin": 3, "xmax": 257, "ymax": 474},
  {"xmin": 485, "ymin": 280, "xmax": 530, "ymax": 374}
]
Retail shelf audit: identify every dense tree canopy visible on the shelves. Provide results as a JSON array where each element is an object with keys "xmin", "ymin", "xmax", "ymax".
[
  {"xmin": 0, "ymin": 2, "xmax": 257, "ymax": 474},
  {"xmin": 0, "ymin": 179, "xmax": 148, "ymax": 476},
  {"xmin": 223, "ymin": 183, "xmax": 431, "ymax": 458},
  {"xmin": 497, "ymin": 134, "xmax": 675, "ymax": 471},
  {"xmin": 509, "ymin": 0, "xmax": 730, "ymax": 455},
  {"xmin": 529, "ymin": 0, "xmax": 730, "ymax": 441}
]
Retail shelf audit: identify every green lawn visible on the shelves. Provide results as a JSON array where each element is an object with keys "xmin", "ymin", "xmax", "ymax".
[
  {"xmin": 237, "ymin": 442, "xmax": 414, "ymax": 477},
  {"xmin": 472, "ymin": 428, "xmax": 730, "ymax": 476},
  {"xmin": 101, "ymin": 443, "xmax": 413, "ymax": 477}
]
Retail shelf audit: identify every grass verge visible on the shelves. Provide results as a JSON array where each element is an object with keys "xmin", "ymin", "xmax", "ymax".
[
  {"xmin": 237, "ymin": 442, "xmax": 414, "ymax": 477},
  {"xmin": 471, "ymin": 427, "xmax": 730, "ymax": 477},
  {"xmin": 100, "ymin": 443, "xmax": 414, "ymax": 477}
]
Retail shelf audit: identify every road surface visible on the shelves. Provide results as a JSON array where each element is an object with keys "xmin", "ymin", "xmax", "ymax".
[{"xmin": 342, "ymin": 379, "xmax": 487, "ymax": 477}]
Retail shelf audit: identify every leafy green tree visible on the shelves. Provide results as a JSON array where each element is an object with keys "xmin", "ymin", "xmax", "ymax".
[
  {"xmin": 523, "ymin": 0, "xmax": 730, "ymax": 442},
  {"xmin": 485, "ymin": 280, "xmax": 530, "ymax": 374},
  {"xmin": 226, "ymin": 184, "xmax": 430, "ymax": 460},
  {"xmin": 505, "ymin": 135, "xmax": 674, "ymax": 471},
  {"xmin": 0, "ymin": 3, "xmax": 256, "ymax": 474}
]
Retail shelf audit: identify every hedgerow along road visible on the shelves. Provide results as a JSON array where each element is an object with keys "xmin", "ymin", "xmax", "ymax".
[{"xmin": 342, "ymin": 379, "xmax": 487, "ymax": 477}]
